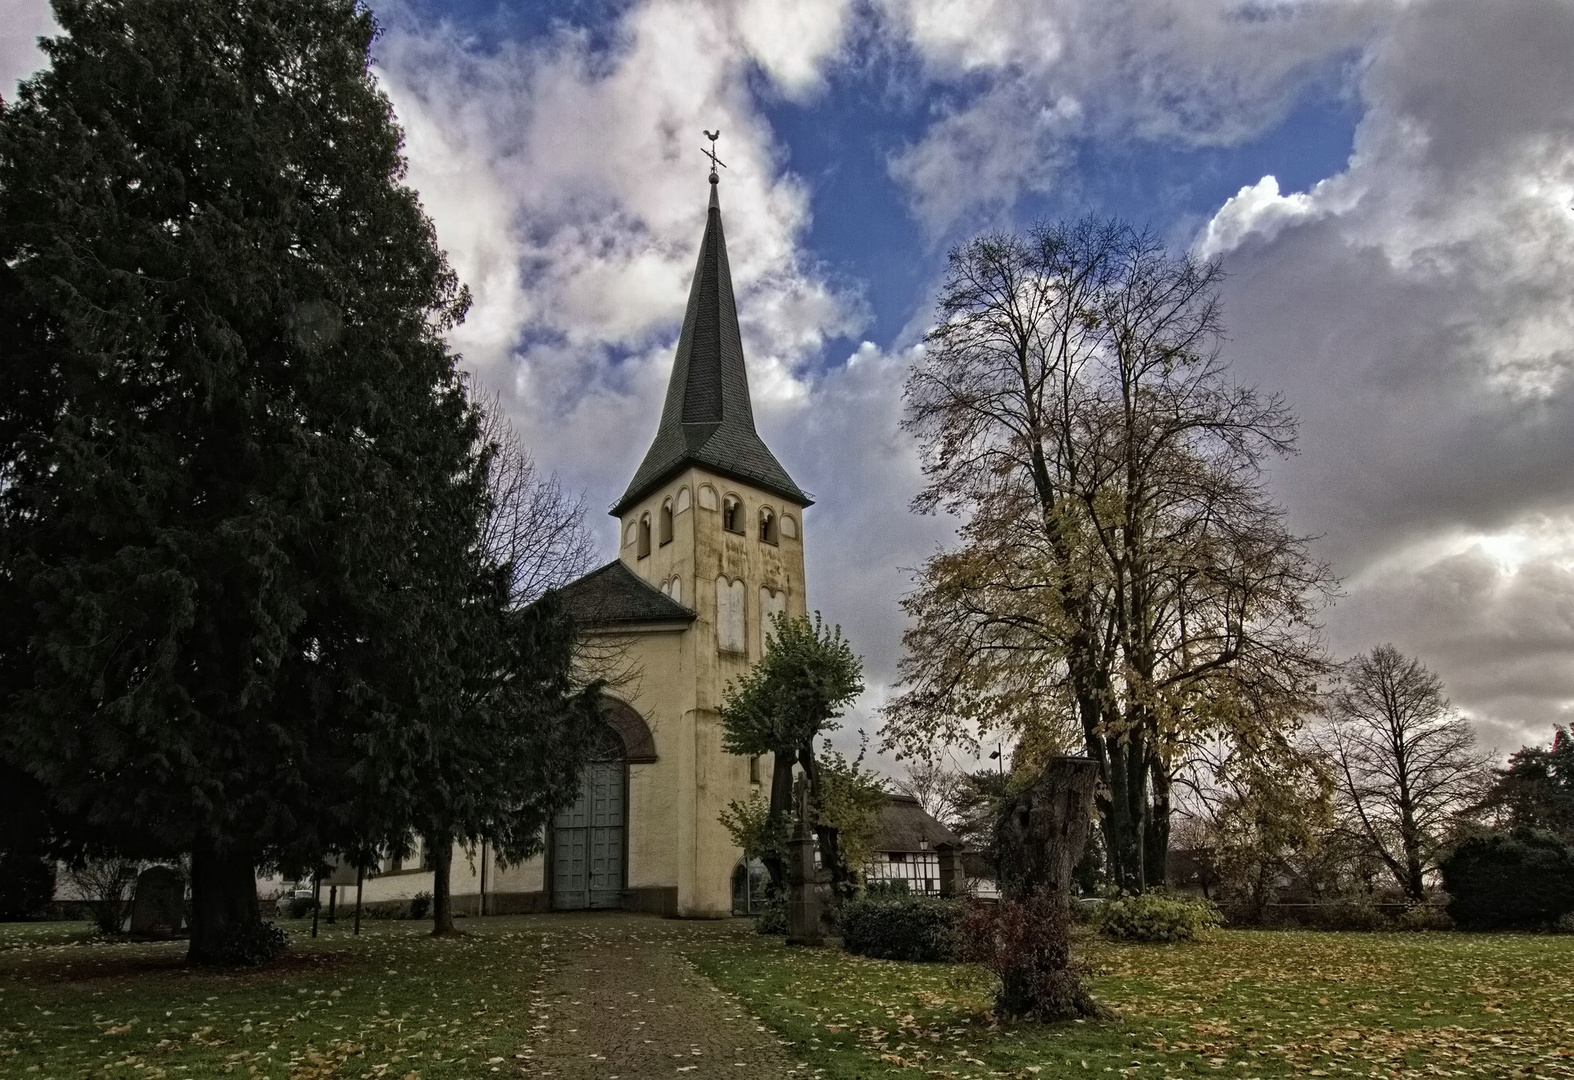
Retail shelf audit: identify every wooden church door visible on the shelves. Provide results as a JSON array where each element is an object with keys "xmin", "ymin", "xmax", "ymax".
[{"xmin": 551, "ymin": 731, "xmax": 626, "ymax": 910}]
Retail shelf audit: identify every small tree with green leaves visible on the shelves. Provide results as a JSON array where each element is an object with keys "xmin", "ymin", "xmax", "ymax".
[{"xmin": 720, "ymin": 613, "xmax": 863, "ymax": 898}]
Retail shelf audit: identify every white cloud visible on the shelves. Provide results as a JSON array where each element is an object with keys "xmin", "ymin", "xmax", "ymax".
[
  {"xmin": 734, "ymin": 0, "xmax": 851, "ymax": 100},
  {"xmin": 0, "ymin": 0, "xmax": 57, "ymax": 99},
  {"xmin": 1194, "ymin": 0, "xmax": 1574, "ymax": 748},
  {"xmin": 1194, "ymin": 175, "xmax": 1322, "ymax": 258},
  {"xmin": 879, "ymin": 0, "xmax": 1384, "ymax": 232},
  {"xmin": 375, "ymin": 0, "xmax": 864, "ymax": 509}
]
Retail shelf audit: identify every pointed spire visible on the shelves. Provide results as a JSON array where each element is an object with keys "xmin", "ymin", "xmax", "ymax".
[{"xmin": 613, "ymin": 179, "xmax": 810, "ymax": 516}]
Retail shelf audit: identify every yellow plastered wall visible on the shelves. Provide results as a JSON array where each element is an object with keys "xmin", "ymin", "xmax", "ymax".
[{"xmin": 614, "ymin": 466, "xmax": 807, "ymax": 917}]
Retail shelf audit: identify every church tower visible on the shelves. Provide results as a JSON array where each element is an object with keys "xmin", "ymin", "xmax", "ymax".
[
  {"xmin": 550, "ymin": 165, "xmax": 810, "ymax": 918},
  {"xmin": 329, "ymin": 162, "xmax": 812, "ymax": 919}
]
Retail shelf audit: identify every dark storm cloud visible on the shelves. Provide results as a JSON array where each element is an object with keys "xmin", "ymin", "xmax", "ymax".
[{"xmin": 1208, "ymin": 0, "xmax": 1574, "ymax": 746}]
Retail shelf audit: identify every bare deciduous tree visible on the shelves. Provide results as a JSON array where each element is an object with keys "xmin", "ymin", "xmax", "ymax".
[
  {"xmin": 474, "ymin": 389, "xmax": 597, "ymax": 605},
  {"xmin": 884, "ymin": 218, "xmax": 1332, "ymax": 891},
  {"xmin": 1317, "ymin": 645, "xmax": 1492, "ymax": 901},
  {"xmin": 422, "ymin": 390, "xmax": 599, "ymax": 935},
  {"xmin": 896, "ymin": 757, "xmax": 966, "ymax": 823},
  {"xmin": 66, "ymin": 858, "xmax": 141, "ymax": 935}
]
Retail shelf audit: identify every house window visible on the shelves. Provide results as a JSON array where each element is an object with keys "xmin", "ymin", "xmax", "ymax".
[
  {"xmin": 759, "ymin": 507, "xmax": 777, "ymax": 544},
  {"xmin": 749, "ymin": 755, "xmax": 761, "ymax": 784},
  {"xmin": 637, "ymin": 514, "xmax": 652, "ymax": 558},
  {"xmin": 660, "ymin": 500, "xmax": 674, "ymax": 545},
  {"xmin": 722, "ymin": 495, "xmax": 744, "ymax": 534},
  {"xmin": 863, "ymin": 851, "xmax": 942, "ymax": 895}
]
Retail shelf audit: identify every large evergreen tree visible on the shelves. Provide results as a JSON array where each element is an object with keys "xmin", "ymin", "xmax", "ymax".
[{"xmin": 0, "ymin": 0, "xmax": 491, "ymax": 962}]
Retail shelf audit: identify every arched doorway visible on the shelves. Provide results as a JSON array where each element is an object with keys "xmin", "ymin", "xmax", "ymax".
[{"xmin": 549, "ymin": 698, "xmax": 657, "ymax": 911}]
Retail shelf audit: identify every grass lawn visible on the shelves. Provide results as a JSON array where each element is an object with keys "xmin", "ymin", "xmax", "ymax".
[
  {"xmin": 0, "ymin": 917, "xmax": 545, "ymax": 1079},
  {"xmin": 686, "ymin": 927, "xmax": 1574, "ymax": 1079}
]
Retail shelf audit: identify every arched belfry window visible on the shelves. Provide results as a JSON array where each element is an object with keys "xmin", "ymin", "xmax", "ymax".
[
  {"xmin": 638, "ymin": 514, "xmax": 651, "ymax": 558},
  {"xmin": 722, "ymin": 494, "xmax": 744, "ymax": 534},
  {"xmin": 759, "ymin": 507, "xmax": 777, "ymax": 545},
  {"xmin": 660, "ymin": 499, "xmax": 674, "ymax": 545}
]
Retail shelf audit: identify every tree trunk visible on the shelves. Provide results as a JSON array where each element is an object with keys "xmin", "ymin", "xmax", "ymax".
[
  {"xmin": 1144, "ymin": 758, "xmax": 1171, "ymax": 888},
  {"xmin": 988, "ymin": 757, "xmax": 1105, "ymax": 1021},
  {"xmin": 429, "ymin": 836, "xmax": 457, "ymax": 936},
  {"xmin": 798, "ymin": 744, "xmax": 852, "ymax": 902},
  {"xmin": 997, "ymin": 757, "xmax": 1104, "ymax": 903},
  {"xmin": 1101, "ymin": 736, "xmax": 1150, "ymax": 893},
  {"xmin": 188, "ymin": 842, "xmax": 259, "ymax": 965},
  {"xmin": 763, "ymin": 750, "xmax": 794, "ymax": 894}
]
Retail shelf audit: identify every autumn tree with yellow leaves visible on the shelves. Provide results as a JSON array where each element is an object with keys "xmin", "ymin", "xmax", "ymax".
[{"xmin": 884, "ymin": 218, "xmax": 1332, "ymax": 892}]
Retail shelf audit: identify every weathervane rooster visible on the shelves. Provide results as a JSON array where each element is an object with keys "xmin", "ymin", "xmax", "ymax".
[{"xmin": 702, "ymin": 129, "xmax": 726, "ymax": 182}]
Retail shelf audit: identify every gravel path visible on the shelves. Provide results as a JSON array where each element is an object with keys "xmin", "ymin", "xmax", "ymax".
[{"xmin": 515, "ymin": 914, "xmax": 807, "ymax": 1080}]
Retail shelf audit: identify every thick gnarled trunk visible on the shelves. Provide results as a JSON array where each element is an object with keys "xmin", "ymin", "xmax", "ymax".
[
  {"xmin": 987, "ymin": 757, "xmax": 1106, "ymax": 1020},
  {"xmin": 188, "ymin": 843, "xmax": 259, "ymax": 965}
]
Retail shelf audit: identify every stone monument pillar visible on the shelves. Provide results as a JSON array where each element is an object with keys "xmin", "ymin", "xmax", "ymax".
[{"xmin": 786, "ymin": 780, "xmax": 823, "ymax": 946}]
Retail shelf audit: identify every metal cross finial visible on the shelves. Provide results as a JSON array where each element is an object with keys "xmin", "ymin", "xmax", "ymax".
[{"xmin": 701, "ymin": 129, "xmax": 726, "ymax": 182}]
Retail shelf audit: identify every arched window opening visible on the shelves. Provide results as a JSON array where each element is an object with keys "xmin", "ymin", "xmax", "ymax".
[
  {"xmin": 759, "ymin": 507, "xmax": 777, "ymax": 545},
  {"xmin": 731, "ymin": 858, "xmax": 770, "ymax": 916},
  {"xmin": 624, "ymin": 521, "xmax": 638, "ymax": 547},
  {"xmin": 660, "ymin": 499, "xmax": 674, "ymax": 545},
  {"xmin": 638, "ymin": 514, "xmax": 651, "ymax": 558},
  {"xmin": 675, "ymin": 486, "xmax": 692, "ymax": 513},
  {"xmin": 780, "ymin": 514, "xmax": 798, "ymax": 540},
  {"xmin": 722, "ymin": 495, "xmax": 744, "ymax": 534},
  {"xmin": 698, "ymin": 484, "xmax": 718, "ymax": 511}
]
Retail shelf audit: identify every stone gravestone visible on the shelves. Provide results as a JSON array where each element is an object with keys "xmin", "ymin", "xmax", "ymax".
[{"xmin": 129, "ymin": 866, "xmax": 185, "ymax": 938}]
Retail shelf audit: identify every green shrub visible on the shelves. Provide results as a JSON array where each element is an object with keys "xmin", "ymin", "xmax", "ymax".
[
  {"xmin": 285, "ymin": 895, "xmax": 317, "ymax": 919},
  {"xmin": 754, "ymin": 894, "xmax": 787, "ymax": 935},
  {"xmin": 1093, "ymin": 892, "xmax": 1222, "ymax": 942},
  {"xmin": 409, "ymin": 892, "xmax": 432, "ymax": 920},
  {"xmin": 840, "ymin": 893, "xmax": 964, "ymax": 961},
  {"xmin": 1300, "ymin": 897, "xmax": 1389, "ymax": 932},
  {"xmin": 864, "ymin": 878, "xmax": 910, "ymax": 897},
  {"xmin": 1396, "ymin": 903, "xmax": 1454, "ymax": 932},
  {"xmin": 204, "ymin": 920, "xmax": 287, "ymax": 966},
  {"xmin": 1441, "ymin": 829, "xmax": 1574, "ymax": 930}
]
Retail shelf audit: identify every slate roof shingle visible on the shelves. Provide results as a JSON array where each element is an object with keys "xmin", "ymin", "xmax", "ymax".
[
  {"xmin": 555, "ymin": 560, "xmax": 695, "ymax": 628},
  {"xmin": 612, "ymin": 179, "xmax": 811, "ymax": 515}
]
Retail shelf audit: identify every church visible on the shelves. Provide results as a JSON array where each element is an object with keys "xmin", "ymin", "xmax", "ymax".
[{"xmin": 335, "ymin": 164, "xmax": 807, "ymax": 919}]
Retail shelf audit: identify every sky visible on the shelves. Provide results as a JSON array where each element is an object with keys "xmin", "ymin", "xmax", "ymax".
[{"xmin": 4, "ymin": 0, "xmax": 1573, "ymax": 765}]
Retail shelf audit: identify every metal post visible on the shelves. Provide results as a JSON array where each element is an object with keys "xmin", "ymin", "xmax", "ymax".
[
  {"xmin": 354, "ymin": 865, "xmax": 363, "ymax": 935},
  {"xmin": 328, "ymin": 884, "xmax": 337, "ymax": 924},
  {"xmin": 310, "ymin": 874, "xmax": 320, "ymax": 938}
]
